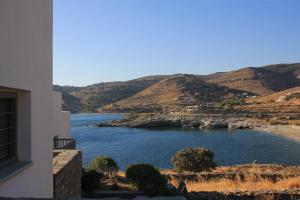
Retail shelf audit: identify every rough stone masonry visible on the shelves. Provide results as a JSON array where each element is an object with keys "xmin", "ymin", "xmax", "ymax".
[{"xmin": 53, "ymin": 150, "xmax": 82, "ymax": 200}]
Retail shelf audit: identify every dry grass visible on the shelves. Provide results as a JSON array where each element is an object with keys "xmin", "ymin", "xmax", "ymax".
[
  {"xmin": 113, "ymin": 165, "xmax": 300, "ymax": 193},
  {"xmin": 162, "ymin": 164, "xmax": 300, "ymax": 175},
  {"xmin": 183, "ymin": 175, "xmax": 300, "ymax": 193},
  {"xmin": 212, "ymin": 164, "xmax": 300, "ymax": 175},
  {"xmin": 165, "ymin": 164, "xmax": 300, "ymax": 193}
]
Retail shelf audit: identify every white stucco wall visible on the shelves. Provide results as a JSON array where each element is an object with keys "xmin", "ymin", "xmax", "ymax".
[
  {"xmin": 0, "ymin": 0, "xmax": 58, "ymax": 198},
  {"xmin": 62, "ymin": 111, "xmax": 71, "ymax": 138},
  {"xmin": 53, "ymin": 91, "xmax": 71, "ymax": 138}
]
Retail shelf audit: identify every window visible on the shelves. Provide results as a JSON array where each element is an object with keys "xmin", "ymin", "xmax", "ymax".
[{"xmin": 0, "ymin": 92, "xmax": 17, "ymax": 167}]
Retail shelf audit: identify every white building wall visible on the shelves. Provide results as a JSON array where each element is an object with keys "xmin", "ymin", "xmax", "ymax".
[
  {"xmin": 53, "ymin": 91, "xmax": 71, "ymax": 138},
  {"xmin": 0, "ymin": 0, "xmax": 61, "ymax": 198},
  {"xmin": 62, "ymin": 111, "xmax": 71, "ymax": 138}
]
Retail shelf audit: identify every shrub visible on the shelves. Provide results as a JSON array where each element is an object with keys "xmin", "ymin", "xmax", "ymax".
[
  {"xmin": 125, "ymin": 164, "xmax": 169, "ymax": 195},
  {"xmin": 89, "ymin": 156, "xmax": 119, "ymax": 177},
  {"xmin": 286, "ymin": 93, "xmax": 300, "ymax": 101},
  {"xmin": 220, "ymin": 98, "xmax": 244, "ymax": 109},
  {"xmin": 171, "ymin": 147, "xmax": 217, "ymax": 173},
  {"xmin": 124, "ymin": 112, "xmax": 140, "ymax": 120},
  {"xmin": 257, "ymin": 112, "xmax": 267, "ymax": 119},
  {"xmin": 81, "ymin": 168, "xmax": 103, "ymax": 193}
]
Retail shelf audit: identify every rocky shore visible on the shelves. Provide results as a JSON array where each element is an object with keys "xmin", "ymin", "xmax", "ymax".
[{"xmin": 97, "ymin": 113, "xmax": 267, "ymax": 129}]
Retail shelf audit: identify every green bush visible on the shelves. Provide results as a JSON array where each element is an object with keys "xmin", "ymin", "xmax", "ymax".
[
  {"xmin": 126, "ymin": 112, "xmax": 140, "ymax": 119},
  {"xmin": 257, "ymin": 112, "xmax": 267, "ymax": 119},
  {"xmin": 171, "ymin": 147, "xmax": 217, "ymax": 173},
  {"xmin": 89, "ymin": 156, "xmax": 119, "ymax": 177},
  {"xmin": 286, "ymin": 93, "xmax": 300, "ymax": 101},
  {"xmin": 125, "ymin": 164, "xmax": 169, "ymax": 195},
  {"xmin": 220, "ymin": 98, "xmax": 244, "ymax": 109},
  {"xmin": 81, "ymin": 168, "xmax": 103, "ymax": 192}
]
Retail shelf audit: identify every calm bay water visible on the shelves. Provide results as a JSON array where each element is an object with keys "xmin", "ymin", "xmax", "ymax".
[{"xmin": 71, "ymin": 113, "xmax": 300, "ymax": 170}]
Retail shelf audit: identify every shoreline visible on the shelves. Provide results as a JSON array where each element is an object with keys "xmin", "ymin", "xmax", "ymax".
[
  {"xmin": 93, "ymin": 112, "xmax": 300, "ymax": 143},
  {"xmin": 256, "ymin": 125, "xmax": 300, "ymax": 143},
  {"xmin": 97, "ymin": 113, "xmax": 266, "ymax": 129}
]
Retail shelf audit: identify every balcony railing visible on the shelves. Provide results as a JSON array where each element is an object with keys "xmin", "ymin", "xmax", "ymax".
[{"xmin": 53, "ymin": 136, "xmax": 76, "ymax": 150}]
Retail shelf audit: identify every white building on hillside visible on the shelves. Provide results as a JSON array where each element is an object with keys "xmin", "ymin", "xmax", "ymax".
[
  {"xmin": 0, "ymin": 0, "xmax": 71, "ymax": 198},
  {"xmin": 277, "ymin": 96, "xmax": 286, "ymax": 102}
]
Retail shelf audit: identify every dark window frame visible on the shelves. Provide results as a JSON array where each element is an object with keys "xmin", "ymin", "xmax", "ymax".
[{"xmin": 0, "ymin": 92, "xmax": 17, "ymax": 168}]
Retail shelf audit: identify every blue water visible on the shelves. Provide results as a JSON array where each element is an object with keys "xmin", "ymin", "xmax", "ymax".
[{"xmin": 71, "ymin": 113, "xmax": 300, "ymax": 170}]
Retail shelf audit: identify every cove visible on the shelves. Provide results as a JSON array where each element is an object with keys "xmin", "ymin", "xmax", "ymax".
[{"xmin": 71, "ymin": 113, "xmax": 300, "ymax": 170}]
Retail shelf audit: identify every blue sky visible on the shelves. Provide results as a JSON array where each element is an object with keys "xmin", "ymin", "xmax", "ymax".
[{"xmin": 54, "ymin": 0, "xmax": 300, "ymax": 86}]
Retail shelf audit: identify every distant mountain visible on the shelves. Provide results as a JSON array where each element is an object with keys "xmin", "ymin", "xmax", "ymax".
[
  {"xmin": 100, "ymin": 74, "xmax": 246, "ymax": 112},
  {"xmin": 54, "ymin": 75, "xmax": 167, "ymax": 113},
  {"xmin": 54, "ymin": 63, "xmax": 300, "ymax": 113},
  {"xmin": 205, "ymin": 63, "xmax": 300, "ymax": 96},
  {"xmin": 53, "ymin": 85, "xmax": 83, "ymax": 113}
]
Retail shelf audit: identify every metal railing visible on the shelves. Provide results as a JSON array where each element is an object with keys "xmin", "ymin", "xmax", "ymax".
[{"xmin": 53, "ymin": 136, "xmax": 76, "ymax": 150}]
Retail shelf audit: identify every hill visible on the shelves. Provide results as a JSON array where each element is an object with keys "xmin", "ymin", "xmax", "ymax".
[
  {"xmin": 246, "ymin": 86, "xmax": 300, "ymax": 104},
  {"xmin": 205, "ymin": 63, "xmax": 300, "ymax": 96},
  {"xmin": 100, "ymin": 74, "xmax": 246, "ymax": 112},
  {"xmin": 54, "ymin": 63, "xmax": 300, "ymax": 113},
  {"xmin": 54, "ymin": 75, "xmax": 167, "ymax": 112},
  {"xmin": 53, "ymin": 85, "xmax": 83, "ymax": 113},
  {"xmin": 235, "ymin": 86, "xmax": 300, "ymax": 114}
]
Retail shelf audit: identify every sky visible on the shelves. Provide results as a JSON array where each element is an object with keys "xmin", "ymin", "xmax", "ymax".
[{"xmin": 54, "ymin": 0, "xmax": 300, "ymax": 86}]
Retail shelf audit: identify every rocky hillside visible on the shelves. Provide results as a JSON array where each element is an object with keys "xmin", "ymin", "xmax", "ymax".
[
  {"xmin": 205, "ymin": 63, "xmax": 300, "ymax": 96},
  {"xmin": 54, "ymin": 75, "xmax": 167, "ymax": 112},
  {"xmin": 53, "ymin": 85, "xmax": 83, "ymax": 113},
  {"xmin": 246, "ymin": 86, "xmax": 300, "ymax": 104},
  {"xmin": 236, "ymin": 86, "xmax": 300, "ymax": 114},
  {"xmin": 100, "ymin": 74, "xmax": 246, "ymax": 112},
  {"xmin": 54, "ymin": 63, "xmax": 300, "ymax": 113}
]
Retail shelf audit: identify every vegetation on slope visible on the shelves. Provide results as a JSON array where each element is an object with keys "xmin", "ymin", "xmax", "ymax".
[
  {"xmin": 54, "ymin": 75, "xmax": 167, "ymax": 112},
  {"xmin": 238, "ymin": 86, "xmax": 300, "ymax": 114},
  {"xmin": 100, "ymin": 74, "xmax": 248, "ymax": 113},
  {"xmin": 167, "ymin": 164, "xmax": 300, "ymax": 193},
  {"xmin": 82, "ymin": 151, "xmax": 300, "ymax": 195},
  {"xmin": 205, "ymin": 63, "xmax": 300, "ymax": 96}
]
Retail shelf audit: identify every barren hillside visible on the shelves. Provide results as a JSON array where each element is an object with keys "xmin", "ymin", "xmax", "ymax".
[
  {"xmin": 204, "ymin": 63, "xmax": 300, "ymax": 96},
  {"xmin": 100, "ymin": 74, "xmax": 246, "ymax": 112},
  {"xmin": 54, "ymin": 63, "xmax": 300, "ymax": 113}
]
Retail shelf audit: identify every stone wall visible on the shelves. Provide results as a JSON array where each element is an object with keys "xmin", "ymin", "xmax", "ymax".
[{"xmin": 53, "ymin": 150, "xmax": 82, "ymax": 200}]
